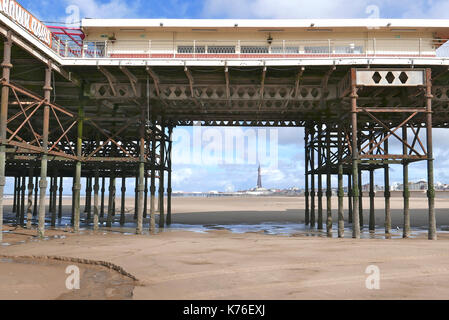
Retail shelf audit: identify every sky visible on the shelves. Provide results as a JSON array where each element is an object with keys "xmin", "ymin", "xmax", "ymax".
[{"xmin": 11, "ymin": 0, "xmax": 449, "ymax": 193}]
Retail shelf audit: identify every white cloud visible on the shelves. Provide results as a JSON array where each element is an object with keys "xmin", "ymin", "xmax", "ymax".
[
  {"xmin": 401, "ymin": 0, "xmax": 449, "ymax": 18},
  {"xmin": 172, "ymin": 168, "xmax": 194, "ymax": 185},
  {"xmin": 202, "ymin": 0, "xmax": 377, "ymax": 19},
  {"xmin": 64, "ymin": 0, "xmax": 141, "ymax": 19}
]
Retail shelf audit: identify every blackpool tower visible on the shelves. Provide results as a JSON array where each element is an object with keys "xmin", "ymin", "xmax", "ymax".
[{"xmin": 257, "ymin": 165, "xmax": 262, "ymax": 189}]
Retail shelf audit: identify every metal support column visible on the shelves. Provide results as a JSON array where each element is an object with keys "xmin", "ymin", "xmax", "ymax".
[
  {"xmin": 369, "ymin": 167, "xmax": 375, "ymax": 232},
  {"xmin": 33, "ymin": 176, "xmax": 38, "ymax": 217},
  {"xmin": 100, "ymin": 176, "xmax": 105, "ymax": 218},
  {"xmin": 0, "ymin": 33, "xmax": 12, "ymax": 241},
  {"xmin": 338, "ymin": 126, "xmax": 345, "ymax": 238},
  {"xmin": 20, "ymin": 176, "xmax": 25, "ymax": 226},
  {"xmin": 167, "ymin": 126, "xmax": 173, "ymax": 226},
  {"xmin": 351, "ymin": 69, "xmax": 360, "ymax": 239},
  {"xmin": 317, "ymin": 124, "xmax": 323, "ymax": 230},
  {"xmin": 15, "ymin": 176, "xmax": 21, "ymax": 224},
  {"xmin": 93, "ymin": 166, "xmax": 100, "ymax": 231},
  {"xmin": 134, "ymin": 174, "xmax": 138, "ymax": 220},
  {"xmin": 326, "ymin": 125, "xmax": 332, "ymax": 236},
  {"xmin": 304, "ymin": 127, "xmax": 310, "ymax": 226},
  {"xmin": 149, "ymin": 129, "xmax": 156, "ymax": 233},
  {"xmin": 86, "ymin": 176, "xmax": 92, "ymax": 221},
  {"xmin": 120, "ymin": 175, "xmax": 126, "ymax": 226},
  {"xmin": 50, "ymin": 170, "xmax": 57, "ymax": 227},
  {"xmin": 159, "ymin": 123, "xmax": 166, "ymax": 228},
  {"xmin": 73, "ymin": 86, "xmax": 84, "ymax": 233},
  {"xmin": 402, "ymin": 125, "xmax": 410, "ymax": 238},
  {"xmin": 26, "ymin": 166, "xmax": 34, "ymax": 229},
  {"xmin": 143, "ymin": 171, "xmax": 148, "ymax": 219},
  {"xmin": 426, "ymin": 68, "xmax": 436, "ymax": 240},
  {"xmin": 37, "ymin": 64, "xmax": 52, "ymax": 238},
  {"xmin": 106, "ymin": 170, "xmax": 116, "ymax": 228},
  {"xmin": 347, "ymin": 174, "xmax": 353, "ymax": 224},
  {"xmin": 136, "ymin": 106, "xmax": 146, "ymax": 235},
  {"xmin": 310, "ymin": 126, "xmax": 316, "ymax": 228},
  {"xmin": 384, "ymin": 137, "xmax": 391, "ymax": 235},
  {"xmin": 58, "ymin": 176, "xmax": 63, "ymax": 220},
  {"xmin": 358, "ymin": 167, "xmax": 363, "ymax": 230},
  {"xmin": 13, "ymin": 177, "xmax": 17, "ymax": 214}
]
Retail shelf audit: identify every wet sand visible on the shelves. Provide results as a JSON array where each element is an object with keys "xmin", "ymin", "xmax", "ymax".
[{"xmin": 1, "ymin": 195, "xmax": 449, "ymax": 300}]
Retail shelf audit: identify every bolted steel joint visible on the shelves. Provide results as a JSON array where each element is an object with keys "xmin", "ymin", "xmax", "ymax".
[{"xmin": 1, "ymin": 62, "xmax": 13, "ymax": 69}]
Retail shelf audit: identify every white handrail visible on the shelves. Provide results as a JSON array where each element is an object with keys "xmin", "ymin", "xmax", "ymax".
[{"xmin": 49, "ymin": 37, "xmax": 449, "ymax": 59}]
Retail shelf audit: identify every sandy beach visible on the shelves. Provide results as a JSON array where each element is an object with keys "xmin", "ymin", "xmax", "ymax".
[{"xmin": 1, "ymin": 195, "xmax": 449, "ymax": 300}]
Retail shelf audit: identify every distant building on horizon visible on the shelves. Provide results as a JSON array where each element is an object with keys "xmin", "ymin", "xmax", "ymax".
[{"xmin": 257, "ymin": 165, "xmax": 262, "ymax": 189}]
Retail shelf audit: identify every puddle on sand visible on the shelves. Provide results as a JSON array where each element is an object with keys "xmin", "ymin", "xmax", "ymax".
[
  {"xmin": 3, "ymin": 216, "xmax": 449, "ymax": 242},
  {"xmin": 166, "ymin": 222, "xmax": 438, "ymax": 239}
]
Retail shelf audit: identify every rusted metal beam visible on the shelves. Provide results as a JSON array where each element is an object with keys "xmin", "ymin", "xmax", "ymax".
[
  {"xmin": 98, "ymin": 66, "xmax": 117, "ymax": 96},
  {"xmin": 146, "ymin": 67, "xmax": 161, "ymax": 97},
  {"xmin": 120, "ymin": 66, "xmax": 138, "ymax": 96}
]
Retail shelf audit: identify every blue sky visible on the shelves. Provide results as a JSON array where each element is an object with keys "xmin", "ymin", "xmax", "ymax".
[{"xmin": 12, "ymin": 0, "xmax": 449, "ymax": 193}]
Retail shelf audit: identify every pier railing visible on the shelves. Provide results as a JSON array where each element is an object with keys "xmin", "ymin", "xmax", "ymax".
[{"xmin": 50, "ymin": 37, "xmax": 449, "ymax": 59}]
